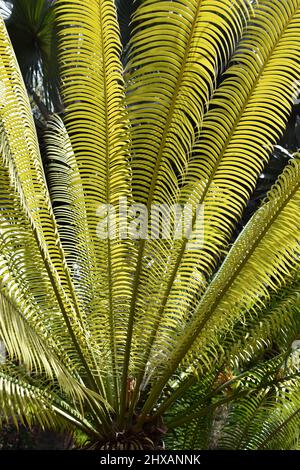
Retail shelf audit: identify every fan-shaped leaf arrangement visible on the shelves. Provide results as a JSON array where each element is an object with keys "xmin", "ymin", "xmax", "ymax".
[{"xmin": 1, "ymin": 0, "xmax": 300, "ymax": 449}]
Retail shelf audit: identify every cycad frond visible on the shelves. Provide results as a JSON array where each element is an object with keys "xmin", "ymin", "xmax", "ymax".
[
  {"xmin": 0, "ymin": 13, "xmax": 115, "ymax": 403},
  {"xmin": 122, "ymin": 0, "xmax": 256, "ymax": 416},
  {"xmin": 167, "ymin": 353, "xmax": 300, "ymax": 449},
  {"xmin": 55, "ymin": 0, "xmax": 134, "ymax": 406},
  {"xmin": 126, "ymin": 1, "xmax": 300, "ymax": 402},
  {"xmin": 140, "ymin": 154, "xmax": 300, "ymax": 418},
  {"xmin": 224, "ymin": 275, "xmax": 300, "ymax": 367},
  {"xmin": 127, "ymin": 0, "xmax": 253, "ymax": 208},
  {"xmin": 0, "ymin": 362, "xmax": 97, "ymax": 437},
  {"xmin": 219, "ymin": 365, "xmax": 300, "ymax": 450},
  {"xmin": 169, "ymin": 0, "xmax": 300, "ymax": 293},
  {"xmin": 0, "ymin": 289, "xmax": 86, "ymax": 400},
  {"xmin": 0, "ymin": 131, "xmax": 81, "ymax": 376},
  {"xmin": 1, "ymin": 0, "xmax": 300, "ymax": 450}
]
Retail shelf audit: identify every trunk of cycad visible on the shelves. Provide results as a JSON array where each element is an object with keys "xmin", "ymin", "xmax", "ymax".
[{"xmin": 82, "ymin": 415, "xmax": 167, "ymax": 450}]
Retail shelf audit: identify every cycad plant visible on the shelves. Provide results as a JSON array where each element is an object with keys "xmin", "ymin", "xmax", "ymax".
[{"xmin": 1, "ymin": 0, "xmax": 300, "ymax": 450}]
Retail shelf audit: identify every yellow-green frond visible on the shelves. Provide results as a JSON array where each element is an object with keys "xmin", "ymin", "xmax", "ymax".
[
  {"xmin": 126, "ymin": 1, "xmax": 300, "ymax": 397},
  {"xmin": 184, "ymin": 155, "xmax": 300, "ymax": 370},
  {"xmin": 219, "ymin": 375, "xmax": 300, "ymax": 450},
  {"xmin": 126, "ymin": 0, "xmax": 254, "ymax": 207},
  {"xmin": 56, "ymin": 0, "xmax": 131, "ymax": 205},
  {"xmin": 120, "ymin": 0, "xmax": 255, "ymax": 404},
  {"xmin": 225, "ymin": 275, "xmax": 300, "ymax": 368},
  {"xmin": 0, "ymin": 14, "xmax": 107, "ymax": 396},
  {"xmin": 0, "ymin": 288, "xmax": 87, "ymax": 401},
  {"xmin": 0, "ymin": 142, "xmax": 83, "ymax": 377},
  {"xmin": 0, "ymin": 363, "xmax": 95, "ymax": 437},
  {"xmin": 55, "ymin": 0, "xmax": 135, "ymax": 408}
]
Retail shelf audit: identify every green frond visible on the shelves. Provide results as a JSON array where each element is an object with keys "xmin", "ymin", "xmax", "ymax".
[
  {"xmin": 0, "ymin": 362, "xmax": 96, "ymax": 437},
  {"xmin": 120, "ymin": 0, "xmax": 255, "ymax": 416},
  {"xmin": 0, "ymin": 14, "xmax": 112, "ymax": 397},
  {"xmin": 184, "ymin": 155, "xmax": 300, "ymax": 368},
  {"xmin": 45, "ymin": 116, "xmax": 112, "ymax": 367},
  {"xmin": 168, "ymin": 407, "xmax": 215, "ymax": 451},
  {"xmin": 0, "ymin": 142, "xmax": 82, "ymax": 377},
  {"xmin": 167, "ymin": 354, "xmax": 300, "ymax": 449},
  {"xmin": 140, "ymin": 154, "xmax": 300, "ymax": 417},
  {"xmin": 224, "ymin": 275, "xmax": 300, "ymax": 368},
  {"xmin": 136, "ymin": 0, "xmax": 300, "ymax": 387},
  {"xmin": 165, "ymin": 372, "xmax": 217, "ymax": 450},
  {"xmin": 167, "ymin": 0, "xmax": 300, "ymax": 295},
  {"xmin": 219, "ymin": 368, "xmax": 300, "ymax": 449},
  {"xmin": 56, "ymin": 0, "xmax": 130, "ymax": 206},
  {"xmin": 0, "ymin": 16, "xmax": 75, "ymax": 312},
  {"xmin": 0, "ymin": 288, "xmax": 87, "ymax": 401},
  {"xmin": 56, "ymin": 0, "xmax": 134, "ymax": 407},
  {"xmin": 1, "ymin": 0, "xmax": 300, "ymax": 450},
  {"xmin": 127, "ymin": 0, "xmax": 254, "ymax": 206},
  {"xmin": 45, "ymin": 115, "xmax": 95, "ymax": 310}
]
